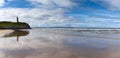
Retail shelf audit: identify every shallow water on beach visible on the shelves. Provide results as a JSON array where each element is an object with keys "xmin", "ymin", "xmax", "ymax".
[{"xmin": 0, "ymin": 28, "xmax": 120, "ymax": 58}]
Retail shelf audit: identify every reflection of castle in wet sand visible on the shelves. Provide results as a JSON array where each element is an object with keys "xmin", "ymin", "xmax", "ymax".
[{"xmin": 4, "ymin": 30, "xmax": 29, "ymax": 42}]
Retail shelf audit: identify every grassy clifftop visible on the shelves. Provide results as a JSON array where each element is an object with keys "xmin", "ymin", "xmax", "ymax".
[{"xmin": 0, "ymin": 21, "xmax": 31, "ymax": 29}]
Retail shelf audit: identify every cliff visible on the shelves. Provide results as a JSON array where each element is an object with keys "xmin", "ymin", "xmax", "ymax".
[{"xmin": 0, "ymin": 21, "xmax": 31, "ymax": 29}]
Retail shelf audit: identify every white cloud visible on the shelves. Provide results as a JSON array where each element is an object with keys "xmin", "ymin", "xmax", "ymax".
[
  {"xmin": 26, "ymin": 0, "xmax": 75, "ymax": 8},
  {"xmin": 104, "ymin": 0, "xmax": 120, "ymax": 10},
  {"xmin": 94, "ymin": 0, "xmax": 120, "ymax": 10},
  {"xmin": 0, "ymin": 0, "xmax": 77, "ymax": 27},
  {"xmin": 0, "ymin": 0, "xmax": 4, "ymax": 7},
  {"xmin": 0, "ymin": 8, "xmax": 74, "ymax": 27}
]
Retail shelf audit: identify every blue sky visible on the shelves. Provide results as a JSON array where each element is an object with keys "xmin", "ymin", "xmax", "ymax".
[{"xmin": 0, "ymin": 0, "xmax": 120, "ymax": 28}]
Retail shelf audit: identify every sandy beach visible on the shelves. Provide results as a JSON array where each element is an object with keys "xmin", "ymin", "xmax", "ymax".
[{"xmin": 0, "ymin": 28, "xmax": 120, "ymax": 58}]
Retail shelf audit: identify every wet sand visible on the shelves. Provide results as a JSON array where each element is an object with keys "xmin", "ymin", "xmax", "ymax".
[{"xmin": 0, "ymin": 28, "xmax": 120, "ymax": 58}]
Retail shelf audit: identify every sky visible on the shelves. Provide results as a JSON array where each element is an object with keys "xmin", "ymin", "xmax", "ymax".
[{"xmin": 0, "ymin": 0, "xmax": 120, "ymax": 27}]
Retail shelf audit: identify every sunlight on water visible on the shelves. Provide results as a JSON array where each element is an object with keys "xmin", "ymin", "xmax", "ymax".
[{"xmin": 0, "ymin": 28, "xmax": 120, "ymax": 58}]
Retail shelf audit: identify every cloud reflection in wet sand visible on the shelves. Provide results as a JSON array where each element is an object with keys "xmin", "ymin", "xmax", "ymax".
[{"xmin": 0, "ymin": 29, "xmax": 120, "ymax": 58}]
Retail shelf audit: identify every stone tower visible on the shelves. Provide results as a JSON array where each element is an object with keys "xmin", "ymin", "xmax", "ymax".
[{"xmin": 17, "ymin": 16, "xmax": 19, "ymax": 23}]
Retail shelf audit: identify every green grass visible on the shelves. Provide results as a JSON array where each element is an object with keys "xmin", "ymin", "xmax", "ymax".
[{"xmin": 0, "ymin": 21, "xmax": 29, "ymax": 27}]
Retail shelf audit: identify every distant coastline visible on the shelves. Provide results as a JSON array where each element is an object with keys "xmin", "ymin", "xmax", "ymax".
[{"xmin": 32, "ymin": 27, "xmax": 120, "ymax": 29}]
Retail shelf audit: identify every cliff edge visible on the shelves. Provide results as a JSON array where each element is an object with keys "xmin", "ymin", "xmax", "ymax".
[{"xmin": 0, "ymin": 21, "xmax": 31, "ymax": 29}]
